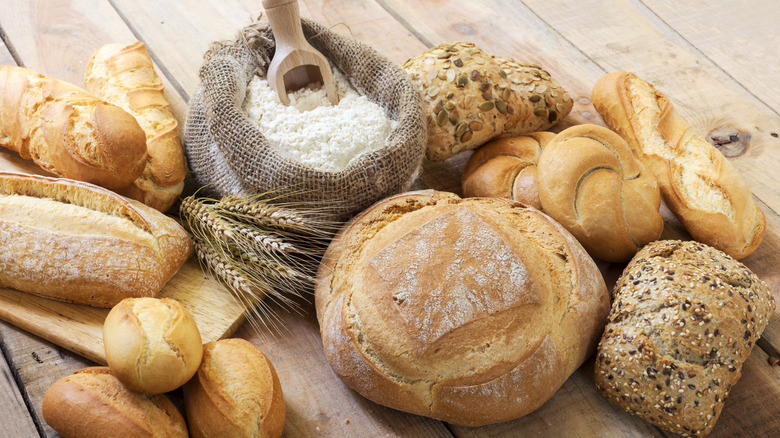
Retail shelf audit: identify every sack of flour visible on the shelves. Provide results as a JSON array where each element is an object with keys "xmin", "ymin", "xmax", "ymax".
[{"xmin": 184, "ymin": 18, "xmax": 426, "ymax": 220}]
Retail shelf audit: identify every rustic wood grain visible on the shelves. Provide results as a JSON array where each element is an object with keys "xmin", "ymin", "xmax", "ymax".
[{"xmin": 0, "ymin": 331, "xmax": 39, "ymax": 438}]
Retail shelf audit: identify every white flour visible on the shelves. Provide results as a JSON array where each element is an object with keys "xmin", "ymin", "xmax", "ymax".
[{"xmin": 243, "ymin": 68, "xmax": 397, "ymax": 172}]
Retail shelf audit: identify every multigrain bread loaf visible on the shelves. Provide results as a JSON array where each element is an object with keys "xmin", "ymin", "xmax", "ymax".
[
  {"xmin": 0, "ymin": 172, "xmax": 192, "ymax": 307},
  {"xmin": 85, "ymin": 42, "xmax": 186, "ymax": 212},
  {"xmin": 402, "ymin": 42, "xmax": 572, "ymax": 161},
  {"xmin": 594, "ymin": 240, "xmax": 774, "ymax": 437},
  {"xmin": 0, "ymin": 65, "xmax": 147, "ymax": 190},
  {"xmin": 591, "ymin": 72, "xmax": 765, "ymax": 259},
  {"xmin": 103, "ymin": 297, "xmax": 203, "ymax": 394},
  {"xmin": 461, "ymin": 131, "xmax": 554, "ymax": 209},
  {"xmin": 42, "ymin": 367, "xmax": 188, "ymax": 438},
  {"xmin": 183, "ymin": 339, "xmax": 285, "ymax": 438},
  {"xmin": 537, "ymin": 124, "xmax": 663, "ymax": 262},
  {"xmin": 315, "ymin": 190, "xmax": 610, "ymax": 426}
]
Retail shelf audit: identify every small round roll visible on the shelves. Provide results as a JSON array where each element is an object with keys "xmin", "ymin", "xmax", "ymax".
[
  {"xmin": 103, "ymin": 297, "xmax": 203, "ymax": 394},
  {"xmin": 42, "ymin": 367, "xmax": 188, "ymax": 438},
  {"xmin": 537, "ymin": 124, "xmax": 664, "ymax": 262},
  {"xmin": 461, "ymin": 131, "xmax": 555, "ymax": 210},
  {"xmin": 183, "ymin": 338, "xmax": 286, "ymax": 438}
]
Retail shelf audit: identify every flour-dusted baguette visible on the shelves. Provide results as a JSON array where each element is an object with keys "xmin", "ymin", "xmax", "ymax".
[
  {"xmin": 403, "ymin": 42, "xmax": 572, "ymax": 161},
  {"xmin": 0, "ymin": 172, "xmax": 192, "ymax": 307},
  {"xmin": 591, "ymin": 72, "xmax": 765, "ymax": 259},
  {"xmin": 0, "ymin": 65, "xmax": 147, "ymax": 190},
  {"xmin": 42, "ymin": 367, "xmax": 188, "ymax": 438},
  {"xmin": 595, "ymin": 240, "xmax": 774, "ymax": 437},
  {"xmin": 85, "ymin": 42, "xmax": 186, "ymax": 212}
]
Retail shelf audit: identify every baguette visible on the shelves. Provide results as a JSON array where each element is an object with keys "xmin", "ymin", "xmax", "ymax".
[
  {"xmin": 591, "ymin": 72, "xmax": 765, "ymax": 259},
  {"xmin": 0, "ymin": 65, "xmax": 147, "ymax": 190},
  {"xmin": 0, "ymin": 172, "xmax": 192, "ymax": 307},
  {"xmin": 85, "ymin": 42, "xmax": 186, "ymax": 212}
]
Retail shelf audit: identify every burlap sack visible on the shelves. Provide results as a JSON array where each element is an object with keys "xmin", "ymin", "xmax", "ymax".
[{"xmin": 184, "ymin": 18, "xmax": 426, "ymax": 220}]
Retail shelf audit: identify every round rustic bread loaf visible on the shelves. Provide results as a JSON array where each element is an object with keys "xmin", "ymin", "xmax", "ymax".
[
  {"xmin": 594, "ymin": 240, "xmax": 775, "ymax": 437},
  {"xmin": 461, "ymin": 131, "xmax": 554, "ymax": 210},
  {"xmin": 537, "ymin": 124, "xmax": 663, "ymax": 262},
  {"xmin": 315, "ymin": 190, "xmax": 610, "ymax": 426},
  {"xmin": 42, "ymin": 367, "xmax": 188, "ymax": 438},
  {"xmin": 183, "ymin": 338, "xmax": 285, "ymax": 438},
  {"xmin": 103, "ymin": 297, "xmax": 203, "ymax": 394}
]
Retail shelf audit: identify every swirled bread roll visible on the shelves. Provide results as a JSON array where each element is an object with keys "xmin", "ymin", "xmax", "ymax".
[
  {"xmin": 461, "ymin": 131, "xmax": 554, "ymax": 210},
  {"xmin": 403, "ymin": 42, "xmax": 572, "ymax": 161},
  {"xmin": 315, "ymin": 190, "xmax": 609, "ymax": 426},
  {"xmin": 537, "ymin": 124, "xmax": 663, "ymax": 262},
  {"xmin": 591, "ymin": 72, "xmax": 765, "ymax": 259}
]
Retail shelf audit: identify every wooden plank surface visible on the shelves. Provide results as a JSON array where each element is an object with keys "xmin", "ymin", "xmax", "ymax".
[{"xmin": 0, "ymin": 331, "xmax": 39, "ymax": 438}]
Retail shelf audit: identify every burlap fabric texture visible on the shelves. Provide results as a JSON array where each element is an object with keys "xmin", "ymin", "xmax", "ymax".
[{"xmin": 184, "ymin": 18, "xmax": 426, "ymax": 220}]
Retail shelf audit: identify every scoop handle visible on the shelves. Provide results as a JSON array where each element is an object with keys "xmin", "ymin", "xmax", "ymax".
[{"xmin": 262, "ymin": 0, "xmax": 306, "ymax": 52}]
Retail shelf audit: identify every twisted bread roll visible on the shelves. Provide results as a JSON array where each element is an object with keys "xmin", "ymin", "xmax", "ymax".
[
  {"xmin": 591, "ymin": 72, "xmax": 765, "ymax": 259},
  {"xmin": 461, "ymin": 131, "xmax": 554, "ymax": 210},
  {"xmin": 537, "ymin": 124, "xmax": 663, "ymax": 262},
  {"xmin": 85, "ymin": 42, "xmax": 186, "ymax": 212},
  {"xmin": 403, "ymin": 42, "xmax": 572, "ymax": 161},
  {"xmin": 0, "ymin": 65, "xmax": 147, "ymax": 190}
]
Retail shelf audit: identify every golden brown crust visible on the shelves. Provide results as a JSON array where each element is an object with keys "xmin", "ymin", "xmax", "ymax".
[
  {"xmin": 0, "ymin": 172, "xmax": 192, "ymax": 307},
  {"xmin": 591, "ymin": 72, "xmax": 765, "ymax": 259},
  {"xmin": 402, "ymin": 42, "xmax": 572, "ymax": 161},
  {"xmin": 85, "ymin": 42, "xmax": 186, "ymax": 212},
  {"xmin": 0, "ymin": 65, "xmax": 147, "ymax": 190},
  {"xmin": 183, "ymin": 339, "xmax": 285, "ymax": 438},
  {"xmin": 41, "ymin": 367, "xmax": 188, "ymax": 438},
  {"xmin": 103, "ymin": 297, "xmax": 203, "ymax": 394},
  {"xmin": 594, "ymin": 240, "xmax": 774, "ymax": 437},
  {"xmin": 461, "ymin": 131, "xmax": 555, "ymax": 209},
  {"xmin": 315, "ymin": 190, "xmax": 609, "ymax": 426},
  {"xmin": 536, "ymin": 124, "xmax": 663, "ymax": 262}
]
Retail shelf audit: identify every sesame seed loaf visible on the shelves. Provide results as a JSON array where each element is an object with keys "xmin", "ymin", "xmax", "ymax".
[{"xmin": 594, "ymin": 240, "xmax": 774, "ymax": 437}]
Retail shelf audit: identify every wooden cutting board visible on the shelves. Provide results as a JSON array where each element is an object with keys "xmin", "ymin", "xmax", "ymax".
[{"xmin": 0, "ymin": 150, "xmax": 245, "ymax": 365}]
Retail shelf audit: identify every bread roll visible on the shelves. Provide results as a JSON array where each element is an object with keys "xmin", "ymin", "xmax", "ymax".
[
  {"xmin": 85, "ymin": 42, "xmax": 186, "ymax": 212},
  {"xmin": 402, "ymin": 42, "xmax": 572, "ymax": 161},
  {"xmin": 103, "ymin": 297, "xmax": 203, "ymax": 394},
  {"xmin": 183, "ymin": 339, "xmax": 285, "ymax": 438},
  {"xmin": 315, "ymin": 190, "xmax": 610, "ymax": 426},
  {"xmin": 536, "ymin": 124, "xmax": 663, "ymax": 262},
  {"xmin": 0, "ymin": 172, "xmax": 192, "ymax": 307},
  {"xmin": 591, "ymin": 72, "xmax": 765, "ymax": 259},
  {"xmin": 461, "ymin": 131, "xmax": 554, "ymax": 209},
  {"xmin": 0, "ymin": 65, "xmax": 147, "ymax": 190},
  {"xmin": 42, "ymin": 367, "xmax": 188, "ymax": 438},
  {"xmin": 595, "ymin": 240, "xmax": 774, "ymax": 437}
]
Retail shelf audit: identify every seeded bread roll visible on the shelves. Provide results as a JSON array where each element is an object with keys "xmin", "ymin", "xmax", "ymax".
[
  {"xmin": 402, "ymin": 42, "xmax": 573, "ymax": 161},
  {"xmin": 103, "ymin": 297, "xmax": 203, "ymax": 394},
  {"xmin": 0, "ymin": 172, "xmax": 192, "ymax": 307},
  {"xmin": 591, "ymin": 72, "xmax": 765, "ymax": 259},
  {"xmin": 537, "ymin": 124, "xmax": 663, "ymax": 262},
  {"xmin": 461, "ymin": 131, "xmax": 554, "ymax": 210},
  {"xmin": 85, "ymin": 42, "xmax": 186, "ymax": 212},
  {"xmin": 183, "ymin": 339, "xmax": 285, "ymax": 438},
  {"xmin": 594, "ymin": 240, "xmax": 774, "ymax": 437},
  {"xmin": 315, "ymin": 190, "xmax": 609, "ymax": 426},
  {"xmin": 42, "ymin": 367, "xmax": 188, "ymax": 438},
  {"xmin": 0, "ymin": 65, "xmax": 147, "ymax": 190}
]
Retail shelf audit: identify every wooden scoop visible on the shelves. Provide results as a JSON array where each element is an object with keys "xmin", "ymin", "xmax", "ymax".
[{"xmin": 262, "ymin": 0, "xmax": 339, "ymax": 106}]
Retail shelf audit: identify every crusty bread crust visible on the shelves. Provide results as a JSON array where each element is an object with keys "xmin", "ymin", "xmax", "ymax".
[
  {"xmin": 0, "ymin": 65, "xmax": 147, "ymax": 190},
  {"xmin": 0, "ymin": 172, "xmax": 192, "ymax": 307},
  {"xmin": 41, "ymin": 367, "xmax": 188, "ymax": 438},
  {"xmin": 315, "ymin": 190, "xmax": 609, "ymax": 426},
  {"xmin": 591, "ymin": 72, "xmax": 765, "ymax": 259},
  {"xmin": 594, "ymin": 240, "xmax": 774, "ymax": 437}
]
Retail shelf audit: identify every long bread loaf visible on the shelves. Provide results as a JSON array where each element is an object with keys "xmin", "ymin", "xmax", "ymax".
[
  {"xmin": 0, "ymin": 65, "xmax": 147, "ymax": 190},
  {"xmin": 85, "ymin": 42, "xmax": 186, "ymax": 212},
  {"xmin": 0, "ymin": 172, "xmax": 192, "ymax": 307},
  {"xmin": 591, "ymin": 72, "xmax": 765, "ymax": 259}
]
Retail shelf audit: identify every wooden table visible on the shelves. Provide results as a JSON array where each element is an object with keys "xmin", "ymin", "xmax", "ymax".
[{"xmin": 1, "ymin": 1, "xmax": 779, "ymax": 436}]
